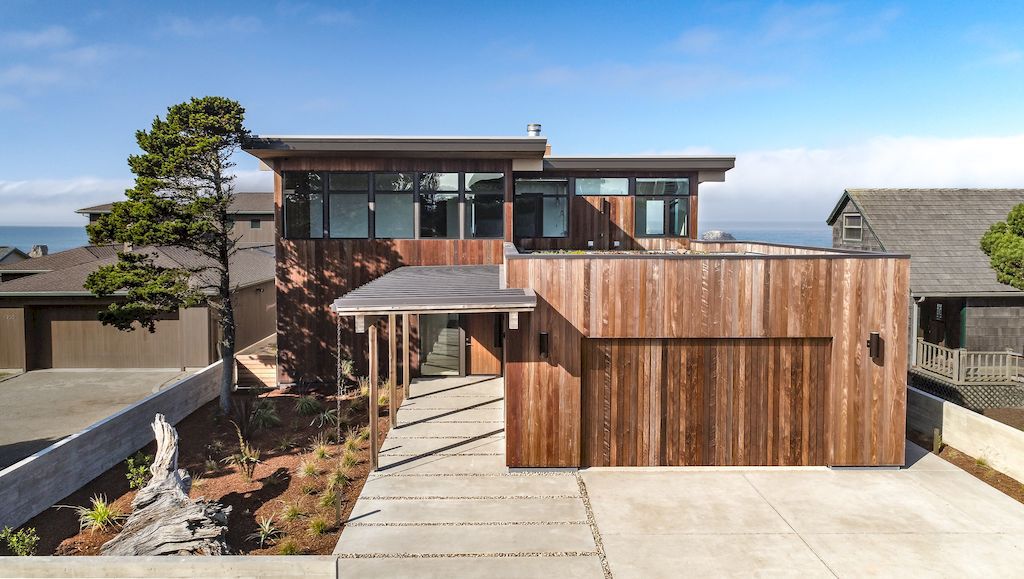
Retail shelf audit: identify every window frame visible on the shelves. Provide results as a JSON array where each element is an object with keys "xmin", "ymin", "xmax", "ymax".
[
  {"xmin": 842, "ymin": 213, "xmax": 863, "ymax": 242},
  {"xmin": 326, "ymin": 172, "xmax": 371, "ymax": 239},
  {"xmin": 464, "ymin": 172, "xmax": 506, "ymax": 239},
  {"xmin": 373, "ymin": 172, "xmax": 417, "ymax": 240},
  {"xmin": 282, "ymin": 171, "xmax": 326, "ymax": 240},
  {"xmin": 514, "ymin": 177, "xmax": 570, "ymax": 238},
  {"xmin": 250, "ymin": 218, "xmax": 261, "ymax": 229},
  {"xmin": 574, "ymin": 177, "xmax": 630, "ymax": 197},
  {"xmin": 633, "ymin": 177, "xmax": 690, "ymax": 239},
  {"xmin": 417, "ymin": 172, "xmax": 462, "ymax": 239}
]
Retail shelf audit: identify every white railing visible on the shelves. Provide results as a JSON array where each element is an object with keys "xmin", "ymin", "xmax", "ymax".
[{"xmin": 914, "ymin": 338, "xmax": 1024, "ymax": 385}]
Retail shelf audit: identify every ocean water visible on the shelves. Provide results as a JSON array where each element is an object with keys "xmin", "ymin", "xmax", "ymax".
[
  {"xmin": 699, "ymin": 221, "xmax": 832, "ymax": 248},
  {"xmin": 0, "ymin": 226, "xmax": 89, "ymax": 253},
  {"xmin": 0, "ymin": 221, "xmax": 834, "ymax": 255}
]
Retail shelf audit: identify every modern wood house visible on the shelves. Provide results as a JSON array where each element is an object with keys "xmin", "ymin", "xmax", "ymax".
[
  {"xmin": 827, "ymin": 189, "xmax": 1024, "ymax": 399},
  {"xmin": 243, "ymin": 126, "xmax": 910, "ymax": 468},
  {"xmin": 77, "ymin": 192, "xmax": 275, "ymax": 247}
]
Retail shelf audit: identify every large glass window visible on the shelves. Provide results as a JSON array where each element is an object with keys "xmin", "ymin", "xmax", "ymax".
[
  {"xmin": 514, "ymin": 179, "xmax": 568, "ymax": 238},
  {"xmin": 283, "ymin": 172, "xmax": 324, "ymax": 238},
  {"xmin": 419, "ymin": 172, "xmax": 459, "ymax": 238},
  {"xmin": 575, "ymin": 177, "xmax": 628, "ymax": 196},
  {"xmin": 465, "ymin": 172, "xmax": 504, "ymax": 238},
  {"xmin": 327, "ymin": 173, "xmax": 368, "ymax": 238},
  {"xmin": 375, "ymin": 173, "xmax": 414, "ymax": 238},
  {"xmin": 635, "ymin": 178, "xmax": 689, "ymax": 237}
]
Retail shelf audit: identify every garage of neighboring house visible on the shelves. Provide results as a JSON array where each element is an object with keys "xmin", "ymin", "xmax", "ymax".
[
  {"xmin": 581, "ymin": 337, "xmax": 831, "ymax": 467},
  {"xmin": 0, "ymin": 245, "xmax": 276, "ymax": 372}
]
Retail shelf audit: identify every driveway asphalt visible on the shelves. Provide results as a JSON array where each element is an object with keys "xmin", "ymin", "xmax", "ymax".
[
  {"xmin": 0, "ymin": 369, "xmax": 185, "ymax": 470},
  {"xmin": 335, "ymin": 376, "xmax": 1024, "ymax": 578}
]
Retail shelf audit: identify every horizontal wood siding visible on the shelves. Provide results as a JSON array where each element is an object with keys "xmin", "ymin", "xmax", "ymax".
[
  {"xmin": 506, "ymin": 254, "xmax": 909, "ymax": 467},
  {"xmin": 582, "ymin": 338, "xmax": 830, "ymax": 467}
]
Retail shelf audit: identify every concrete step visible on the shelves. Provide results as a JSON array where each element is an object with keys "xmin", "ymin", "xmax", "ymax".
[
  {"xmin": 337, "ymin": 556, "xmax": 605, "ymax": 578},
  {"xmin": 379, "ymin": 437, "xmax": 505, "ymax": 457},
  {"xmin": 389, "ymin": 422, "xmax": 505, "ymax": 438},
  {"xmin": 347, "ymin": 496, "xmax": 588, "ymax": 524},
  {"xmin": 397, "ymin": 407, "xmax": 505, "ymax": 423},
  {"xmin": 376, "ymin": 453, "xmax": 509, "ymax": 475},
  {"xmin": 335, "ymin": 523, "xmax": 596, "ymax": 556},
  {"xmin": 359, "ymin": 474, "xmax": 580, "ymax": 499}
]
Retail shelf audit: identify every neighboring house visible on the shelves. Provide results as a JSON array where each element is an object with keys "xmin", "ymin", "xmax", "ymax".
[
  {"xmin": 0, "ymin": 245, "xmax": 276, "ymax": 372},
  {"xmin": 827, "ymin": 189, "xmax": 1024, "ymax": 405},
  {"xmin": 242, "ymin": 126, "xmax": 910, "ymax": 468},
  {"xmin": 77, "ymin": 191, "xmax": 275, "ymax": 247},
  {"xmin": 0, "ymin": 247, "xmax": 28, "ymax": 265},
  {"xmin": 827, "ymin": 189, "xmax": 1024, "ymax": 353}
]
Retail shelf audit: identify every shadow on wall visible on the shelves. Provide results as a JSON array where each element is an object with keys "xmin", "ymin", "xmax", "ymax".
[{"xmin": 276, "ymin": 239, "xmax": 411, "ymax": 386}]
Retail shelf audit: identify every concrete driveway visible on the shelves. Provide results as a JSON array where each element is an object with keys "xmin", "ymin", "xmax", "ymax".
[
  {"xmin": 584, "ymin": 443, "xmax": 1024, "ymax": 578},
  {"xmin": 0, "ymin": 369, "xmax": 185, "ymax": 469},
  {"xmin": 336, "ymin": 376, "xmax": 1024, "ymax": 578}
]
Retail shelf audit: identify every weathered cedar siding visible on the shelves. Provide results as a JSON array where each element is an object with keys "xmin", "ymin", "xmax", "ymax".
[{"xmin": 505, "ymin": 248, "xmax": 909, "ymax": 467}]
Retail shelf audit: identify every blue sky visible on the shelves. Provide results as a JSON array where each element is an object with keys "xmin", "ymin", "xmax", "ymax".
[{"xmin": 2, "ymin": 0, "xmax": 1024, "ymax": 225}]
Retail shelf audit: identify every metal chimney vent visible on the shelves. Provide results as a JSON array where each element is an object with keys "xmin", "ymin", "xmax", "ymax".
[{"xmin": 527, "ymin": 123, "xmax": 542, "ymax": 137}]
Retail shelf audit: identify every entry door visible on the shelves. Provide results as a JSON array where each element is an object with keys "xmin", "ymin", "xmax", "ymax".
[
  {"xmin": 464, "ymin": 313, "xmax": 503, "ymax": 375},
  {"xmin": 419, "ymin": 313, "xmax": 464, "ymax": 376}
]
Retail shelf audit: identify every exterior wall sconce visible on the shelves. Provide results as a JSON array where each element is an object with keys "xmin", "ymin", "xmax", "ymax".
[
  {"xmin": 539, "ymin": 332, "xmax": 550, "ymax": 358},
  {"xmin": 866, "ymin": 332, "xmax": 882, "ymax": 359}
]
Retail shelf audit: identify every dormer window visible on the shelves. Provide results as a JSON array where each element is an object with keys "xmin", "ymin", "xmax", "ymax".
[{"xmin": 842, "ymin": 214, "xmax": 863, "ymax": 242}]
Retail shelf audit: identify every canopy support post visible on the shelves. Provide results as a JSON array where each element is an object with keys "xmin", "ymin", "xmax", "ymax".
[
  {"xmin": 368, "ymin": 323, "xmax": 378, "ymax": 471},
  {"xmin": 402, "ymin": 313, "xmax": 410, "ymax": 404},
  {"xmin": 388, "ymin": 314, "xmax": 397, "ymax": 428}
]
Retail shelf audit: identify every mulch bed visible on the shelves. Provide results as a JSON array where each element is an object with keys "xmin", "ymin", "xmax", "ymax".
[
  {"xmin": 17, "ymin": 386, "xmax": 398, "ymax": 556},
  {"xmin": 982, "ymin": 407, "xmax": 1024, "ymax": 432}
]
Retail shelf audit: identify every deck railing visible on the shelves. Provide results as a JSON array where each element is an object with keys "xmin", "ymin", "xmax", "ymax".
[{"xmin": 914, "ymin": 338, "xmax": 1024, "ymax": 385}]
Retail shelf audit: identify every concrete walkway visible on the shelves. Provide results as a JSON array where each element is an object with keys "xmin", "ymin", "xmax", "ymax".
[
  {"xmin": 335, "ymin": 375, "xmax": 606, "ymax": 577},
  {"xmin": 337, "ymin": 376, "xmax": 1024, "ymax": 578}
]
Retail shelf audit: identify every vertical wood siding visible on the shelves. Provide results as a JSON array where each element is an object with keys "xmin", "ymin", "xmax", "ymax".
[{"xmin": 505, "ymin": 254, "xmax": 909, "ymax": 467}]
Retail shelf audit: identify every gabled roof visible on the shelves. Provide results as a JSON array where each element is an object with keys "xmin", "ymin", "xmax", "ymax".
[
  {"xmin": 0, "ymin": 245, "xmax": 274, "ymax": 296},
  {"xmin": 826, "ymin": 189, "xmax": 1024, "ymax": 296},
  {"xmin": 0, "ymin": 247, "xmax": 29, "ymax": 262},
  {"xmin": 76, "ymin": 192, "xmax": 274, "ymax": 216},
  {"xmin": 0, "ymin": 245, "xmax": 119, "ymax": 273}
]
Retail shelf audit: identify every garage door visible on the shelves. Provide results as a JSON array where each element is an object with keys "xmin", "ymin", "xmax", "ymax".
[
  {"xmin": 29, "ymin": 306, "xmax": 184, "ymax": 369},
  {"xmin": 581, "ymin": 338, "xmax": 831, "ymax": 467}
]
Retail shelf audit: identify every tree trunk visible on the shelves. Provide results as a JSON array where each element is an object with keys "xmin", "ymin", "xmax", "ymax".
[
  {"xmin": 101, "ymin": 414, "xmax": 231, "ymax": 555},
  {"xmin": 218, "ymin": 264, "xmax": 236, "ymax": 415}
]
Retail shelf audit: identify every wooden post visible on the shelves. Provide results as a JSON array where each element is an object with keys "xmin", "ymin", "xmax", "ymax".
[
  {"xmin": 368, "ymin": 323, "xmax": 378, "ymax": 470},
  {"xmin": 388, "ymin": 313, "xmax": 397, "ymax": 428},
  {"xmin": 402, "ymin": 313, "xmax": 410, "ymax": 403}
]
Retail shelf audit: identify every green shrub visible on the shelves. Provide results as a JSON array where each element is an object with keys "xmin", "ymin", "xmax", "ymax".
[
  {"xmin": 295, "ymin": 396, "xmax": 323, "ymax": 417},
  {"xmin": 310, "ymin": 409, "xmax": 339, "ymax": 429},
  {"xmin": 278, "ymin": 537, "xmax": 300, "ymax": 555},
  {"xmin": 298, "ymin": 459, "xmax": 319, "ymax": 478},
  {"xmin": 309, "ymin": 433, "xmax": 332, "ymax": 460},
  {"xmin": 377, "ymin": 390, "xmax": 390, "ymax": 408},
  {"xmin": 246, "ymin": 516, "xmax": 282, "ymax": 548},
  {"xmin": 319, "ymin": 489, "xmax": 337, "ymax": 509},
  {"xmin": 301, "ymin": 482, "xmax": 320, "ymax": 496},
  {"xmin": 326, "ymin": 466, "xmax": 351, "ymax": 491},
  {"xmin": 341, "ymin": 449, "xmax": 360, "ymax": 469},
  {"xmin": 275, "ymin": 433, "xmax": 297, "ymax": 452},
  {"xmin": 223, "ymin": 423, "xmax": 261, "ymax": 481},
  {"xmin": 343, "ymin": 429, "xmax": 362, "ymax": 453},
  {"xmin": 251, "ymin": 399, "xmax": 281, "ymax": 430},
  {"xmin": 0, "ymin": 526, "xmax": 39, "ymax": 556},
  {"xmin": 280, "ymin": 502, "xmax": 304, "ymax": 522},
  {"xmin": 76, "ymin": 495, "xmax": 124, "ymax": 532},
  {"xmin": 308, "ymin": 516, "xmax": 330, "ymax": 537},
  {"xmin": 125, "ymin": 452, "xmax": 153, "ymax": 490}
]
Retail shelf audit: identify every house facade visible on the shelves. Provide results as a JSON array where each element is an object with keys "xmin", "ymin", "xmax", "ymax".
[
  {"xmin": 0, "ymin": 245, "xmax": 276, "ymax": 372},
  {"xmin": 827, "ymin": 189, "xmax": 1024, "ymax": 355},
  {"xmin": 244, "ymin": 127, "xmax": 910, "ymax": 468},
  {"xmin": 77, "ymin": 192, "xmax": 275, "ymax": 247}
]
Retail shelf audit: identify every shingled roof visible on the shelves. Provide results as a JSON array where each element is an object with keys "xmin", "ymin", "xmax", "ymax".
[
  {"xmin": 827, "ymin": 189, "xmax": 1024, "ymax": 296},
  {"xmin": 76, "ymin": 192, "xmax": 274, "ymax": 216},
  {"xmin": 0, "ymin": 245, "xmax": 274, "ymax": 295}
]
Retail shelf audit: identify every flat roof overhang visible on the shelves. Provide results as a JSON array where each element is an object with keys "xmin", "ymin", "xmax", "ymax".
[
  {"xmin": 331, "ymin": 265, "xmax": 536, "ymax": 318},
  {"xmin": 243, "ymin": 135, "xmax": 550, "ymax": 160},
  {"xmin": 542, "ymin": 156, "xmax": 736, "ymax": 183}
]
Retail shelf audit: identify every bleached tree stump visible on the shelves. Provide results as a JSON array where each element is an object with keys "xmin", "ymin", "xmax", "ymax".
[{"xmin": 101, "ymin": 413, "xmax": 232, "ymax": 555}]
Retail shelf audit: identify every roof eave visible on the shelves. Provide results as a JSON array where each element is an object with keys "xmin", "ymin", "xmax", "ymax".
[{"xmin": 242, "ymin": 135, "xmax": 550, "ymax": 160}]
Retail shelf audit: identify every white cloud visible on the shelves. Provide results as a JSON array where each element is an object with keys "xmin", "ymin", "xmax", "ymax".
[
  {"xmin": 673, "ymin": 26, "xmax": 720, "ymax": 54},
  {"xmin": 0, "ymin": 170, "xmax": 274, "ymax": 226},
  {"xmin": 697, "ymin": 134, "xmax": 1024, "ymax": 223},
  {"xmin": 0, "ymin": 26, "xmax": 74, "ymax": 50}
]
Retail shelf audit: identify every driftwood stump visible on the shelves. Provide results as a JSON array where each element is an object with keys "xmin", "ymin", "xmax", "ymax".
[{"xmin": 101, "ymin": 413, "xmax": 232, "ymax": 555}]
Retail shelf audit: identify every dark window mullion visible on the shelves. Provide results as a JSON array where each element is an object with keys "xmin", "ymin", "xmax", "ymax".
[{"xmin": 368, "ymin": 173, "xmax": 376, "ymax": 239}]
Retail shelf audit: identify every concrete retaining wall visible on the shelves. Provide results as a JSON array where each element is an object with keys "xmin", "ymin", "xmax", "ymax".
[
  {"xmin": 0, "ymin": 362, "xmax": 223, "ymax": 529},
  {"xmin": 0, "ymin": 556, "xmax": 337, "ymax": 578},
  {"xmin": 907, "ymin": 386, "xmax": 1024, "ymax": 482}
]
